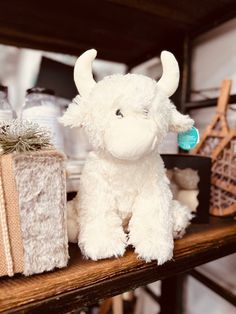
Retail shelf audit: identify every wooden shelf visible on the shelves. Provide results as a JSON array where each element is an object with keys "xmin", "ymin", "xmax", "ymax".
[
  {"xmin": 0, "ymin": 218, "xmax": 235, "ymax": 313},
  {"xmin": 185, "ymin": 94, "xmax": 236, "ymax": 111},
  {"xmin": 0, "ymin": 1, "xmax": 235, "ymax": 65}
]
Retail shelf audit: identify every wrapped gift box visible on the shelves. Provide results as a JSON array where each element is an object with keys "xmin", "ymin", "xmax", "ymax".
[{"xmin": 0, "ymin": 150, "xmax": 68, "ymax": 277}]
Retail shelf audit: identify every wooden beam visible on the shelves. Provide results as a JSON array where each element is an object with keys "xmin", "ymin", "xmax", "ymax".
[
  {"xmin": 0, "ymin": 0, "xmax": 234, "ymax": 64},
  {"xmin": 190, "ymin": 1, "xmax": 236, "ymax": 37},
  {"xmin": 185, "ymin": 94, "xmax": 236, "ymax": 111},
  {"xmin": 180, "ymin": 36, "xmax": 192, "ymax": 113},
  {"xmin": 190, "ymin": 270, "xmax": 236, "ymax": 306},
  {"xmin": 0, "ymin": 25, "xmax": 153, "ymax": 64},
  {"xmin": 143, "ymin": 286, "xmax": 160, "ymax": 304},
  {"xmin": 0, "ymin": 0, "xmax": 184, "ymax": 64},
  {"xmin": 107, "ymin": 0, "xmax": 195, "ymax": 28}
]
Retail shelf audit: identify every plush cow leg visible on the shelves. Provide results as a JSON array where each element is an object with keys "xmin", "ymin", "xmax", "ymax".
[
  {"xmin": 128, "ymin": 180, "xmax": 174, "ymax": 265},
  {"xmin": 77, "ymin": 183, "xmax": 127, "ymax": 260},
  {"xmin": 67, "ymin": 199, "xmax": 80, "ymax": 243},
  {"xmin": 172, "ymin": 200, "xmax": 192, "ymax": 239}
]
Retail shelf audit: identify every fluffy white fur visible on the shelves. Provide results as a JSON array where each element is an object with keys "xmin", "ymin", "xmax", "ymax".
[{"xmin": 61, "ymin": 49, "xmax": 194, "ymax": 265}]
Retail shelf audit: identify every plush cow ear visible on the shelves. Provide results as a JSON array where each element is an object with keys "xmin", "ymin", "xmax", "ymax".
[
  {"xmin": 169, "ymin": 104, "xmax": 194, "ymax": 132},
  {"xmin": 59, "ymin": 96, "xmax": 83, "ymax": 128}
]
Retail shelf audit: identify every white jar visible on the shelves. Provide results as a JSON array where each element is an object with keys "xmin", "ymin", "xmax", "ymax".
[
  {"xmin": 0, "ymin": 85, "xmax": 14, "ymax": 123},
  {"xmin": 22, "ymin": 87, "xmax": 64, "ymax": 151}
]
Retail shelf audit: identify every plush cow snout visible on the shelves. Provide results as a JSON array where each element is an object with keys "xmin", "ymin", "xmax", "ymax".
[{"xmin": 104, "ymin": 116, "xmax": 157, "ymax": 160}]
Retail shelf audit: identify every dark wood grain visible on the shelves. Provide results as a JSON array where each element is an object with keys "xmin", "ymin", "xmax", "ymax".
[
  {"xmin": 0, "ymin": 0, "xmax": 183, "ymax": 64},
  {"xmin": 0, "ymin": 0, "xmax": 235, "ymax": 64},
  {"xmin": 0, "ymin": 218, "xmax": 235, "ymax": 313},
  {"xmin": 185, "ymin": 94, "xmax": 236, "ymax": 111},
  {"xmin": 160, "ymin": 275, "xmax": 186, "ymax": 314}
]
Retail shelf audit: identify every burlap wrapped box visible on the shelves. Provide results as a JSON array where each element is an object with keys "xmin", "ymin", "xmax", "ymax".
[{"xmin": 0, "ymin": 150, "xmax": 68, "ymax": 277}]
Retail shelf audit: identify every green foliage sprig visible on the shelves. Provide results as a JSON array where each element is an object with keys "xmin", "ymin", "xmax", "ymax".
[{"xmin": 0, "ymin": 120, "xmax": 53, "ymax": 155}]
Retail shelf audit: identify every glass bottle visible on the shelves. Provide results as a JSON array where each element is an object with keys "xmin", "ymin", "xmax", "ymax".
[
  {"xmin": 0, "ymin": 85, "xmax": 14, "ymax": 123},
  {"xmin": 21, "ymin": 87, "xmax": 64, "ymax": 151}
]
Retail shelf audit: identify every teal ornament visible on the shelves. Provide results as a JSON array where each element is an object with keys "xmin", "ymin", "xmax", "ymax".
[{"xmin": 177, "ymin": 127, "xmax": 199, "ymax": 151}]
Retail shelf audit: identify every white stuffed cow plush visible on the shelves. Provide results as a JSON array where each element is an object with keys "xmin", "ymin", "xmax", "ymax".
[{"xmin": 61, "ymin": 49, "xmax": 194, "ymax": 265}]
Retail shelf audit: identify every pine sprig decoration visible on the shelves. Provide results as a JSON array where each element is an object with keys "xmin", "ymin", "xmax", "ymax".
[{"xmin": 0, "ymin": 120, "xmax": 53, "ymax": 155}]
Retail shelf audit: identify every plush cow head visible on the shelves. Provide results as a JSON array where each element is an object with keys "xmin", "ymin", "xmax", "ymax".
[{"xmin": 61, "ymin": 49, "xmax": 193, "ymax": 160}]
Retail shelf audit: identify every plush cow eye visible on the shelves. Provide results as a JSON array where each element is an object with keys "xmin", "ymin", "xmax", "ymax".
[
  {"xmin": 143, "ymin": 108, "xmax": 149, "ymax": 115},
  {"xmin": 115, "ymin": 109, "xmax": 123, "ymax": 118}
]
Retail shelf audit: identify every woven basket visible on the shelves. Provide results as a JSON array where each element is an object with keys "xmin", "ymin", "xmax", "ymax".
[{"xmin": 210, "ymin": 128, "xmax": 236, "ymax": 216}]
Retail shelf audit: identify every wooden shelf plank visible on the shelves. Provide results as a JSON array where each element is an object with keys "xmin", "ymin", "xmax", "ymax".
[
  {"xmin": 0, "ymin": 0, "xmax": 184, "ymax": 64},
  {"xmin": 0, "ymin": 1, "xmax": 235, "ymax": 64},
  {"xmin": 184, "ymin": 94, "xmax": 236, "ymax": 111},
  {"xmin": 0, "ymin": 218, "xmax": 236, "ymax": 313}
]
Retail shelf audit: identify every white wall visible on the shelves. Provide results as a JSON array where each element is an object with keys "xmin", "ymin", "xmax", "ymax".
[
  {"xmin": 191, "ymin": 18, "xmax": 236, "ymax": 133},
  {"xmin": 192, "ymin": 18, "xmax": 236, "ymax": 100}
]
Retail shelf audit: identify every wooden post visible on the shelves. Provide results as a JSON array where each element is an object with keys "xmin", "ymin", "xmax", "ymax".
[
  {"xmin": 98, "ymin": 298, "xmax": 112, "ymax": 314},
  {"xmin": 180, "ymin": 36, "xmax": 192, "ymax": 113},
  {"xmin": 160, "ymin": 275, "xmax": 187, "ymax": 314},
  {"xmin": 112, "ymin": 294, "xmax": 123, "ymax": 314}
]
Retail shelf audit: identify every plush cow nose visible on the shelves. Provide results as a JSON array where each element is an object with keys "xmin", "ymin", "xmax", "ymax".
[{"xmin": 104, "ymin": 116, "xmax": 157, "ymax": 160}]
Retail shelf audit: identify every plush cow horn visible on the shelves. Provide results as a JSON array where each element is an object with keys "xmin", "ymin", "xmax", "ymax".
[
  {"xmin": 156, "ymin": 51, "xmax": 179, "ymax": 97},
  {"xmin": 74, "ymin": 49, "xmax": 97, "ymax": 96}
]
